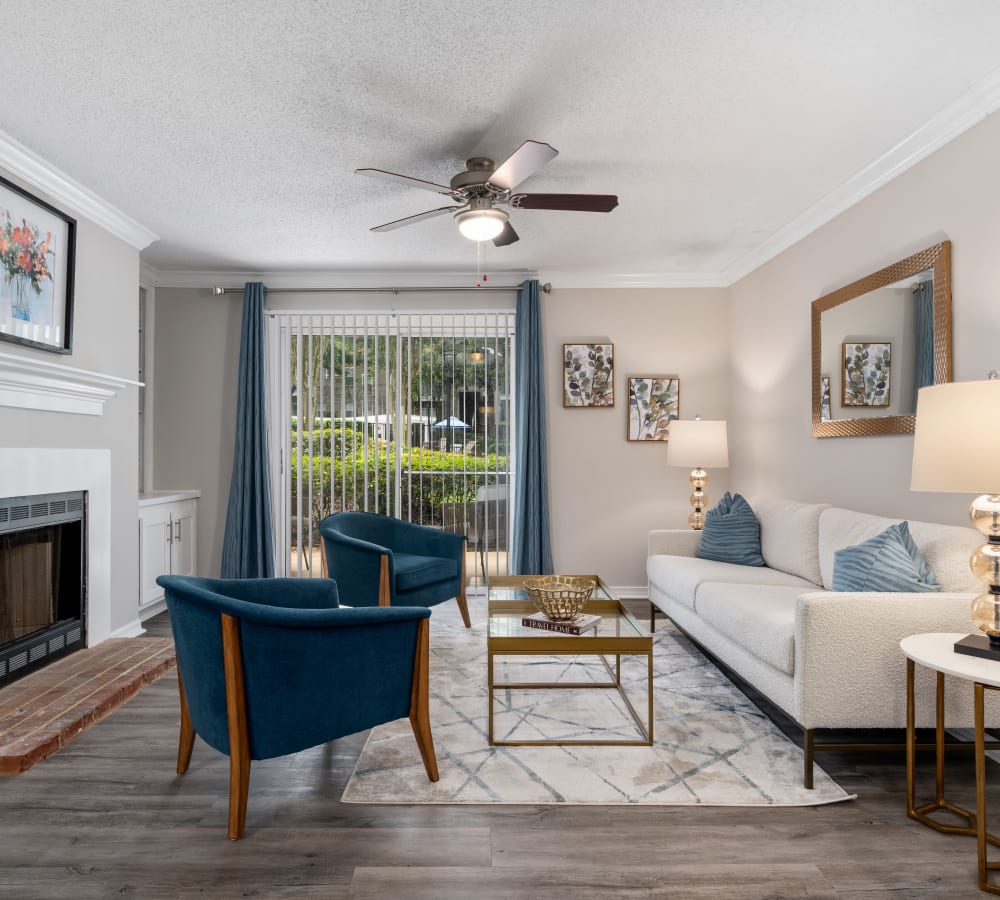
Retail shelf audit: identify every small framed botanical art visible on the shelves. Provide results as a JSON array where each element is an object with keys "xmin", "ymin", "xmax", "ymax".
[
  {"xmin": 563, "ymin": 343, "xmax": 614, "ymax": 407},
  {"xmin": 0, "ymin": 175, "xmax": 76, "ymax": 353},
  {"xmin": 820, "ymin": 375, "xmax": 832, "ymax": 422},
  {"xmin": 843, "ymin": 342, "xmax": 891, "ymax": 407},
  {"xmin": 627, "ymin": 376, "xmax": 679, "ymax": 441}
]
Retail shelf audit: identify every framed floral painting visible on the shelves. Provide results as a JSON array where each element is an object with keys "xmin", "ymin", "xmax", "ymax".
[
  {"xmin": 843, "ymin": 342, "xmax": 890, "ymax": 407},
  {"xmin": 0, "ymin": 175, "xmax": 76, "ymax": 353},
  {"xmin": 627, "ymin": 376, "xmax": 679, "ymax": 441},
  {"xmin": 563, "ymin": 343, "xmax": 614, "ymax": 407}
]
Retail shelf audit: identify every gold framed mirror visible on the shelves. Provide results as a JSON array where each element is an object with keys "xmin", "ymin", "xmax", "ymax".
[{"xmin": 811, "ymin": 241, "xmax": 952, "ymax": 437}]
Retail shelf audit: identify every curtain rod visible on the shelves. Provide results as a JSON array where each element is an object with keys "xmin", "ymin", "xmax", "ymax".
[{"xmin": 212, "ymin": 282, "xmax": 552, "ymax": 295}]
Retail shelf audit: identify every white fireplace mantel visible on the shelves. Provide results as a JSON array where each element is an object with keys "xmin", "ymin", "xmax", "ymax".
[{"xmin": 0, "ymin": 349, "xmax": 140, "ymax": 415}]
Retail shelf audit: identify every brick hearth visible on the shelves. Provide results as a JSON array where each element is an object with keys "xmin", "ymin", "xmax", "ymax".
[{"xmin": 0, "ymin": 638, "xmax": 176, "ymax": 774}]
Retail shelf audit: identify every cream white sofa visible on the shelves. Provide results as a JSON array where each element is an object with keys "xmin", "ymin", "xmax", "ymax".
[{"xmin": 647, "ymin": 498, "xmax": 985, "ymax": 787}]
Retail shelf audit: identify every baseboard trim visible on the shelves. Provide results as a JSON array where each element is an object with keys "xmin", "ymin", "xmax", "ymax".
[
  {"xmin": 137, "ymin": 598, "xmax": 167, "ymax": 623},
  {"xmin": 108, "ymin": 617, "xmax": 145, "ymax": 639}
]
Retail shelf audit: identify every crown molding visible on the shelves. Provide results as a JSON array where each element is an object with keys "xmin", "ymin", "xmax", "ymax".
[
  {"xmin": 0, "ymin": 129, "xmax": 158, "ymax": 251},
  {"xmin": 147, "ymin": 266, "xmax": 727, "ymax": 291},
  {"xmin": 139, "ymin": 261, "xmax": 162, "ymax": 288},
  {"xmin": 537, "ymin": 271, "xmax": 728, "ymax": 289},
  {"xmin": 148, "ymin": 268, "xmax": 537, "ymax": 290},
  {"xmin": 721, "ymin": 64, "xmax": 1000, "ymax": 285}
]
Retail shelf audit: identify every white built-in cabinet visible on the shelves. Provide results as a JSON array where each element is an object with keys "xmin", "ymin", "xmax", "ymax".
[{"xmin": 138, "ymin": 491, "xmax": 199, "ymax": 616}]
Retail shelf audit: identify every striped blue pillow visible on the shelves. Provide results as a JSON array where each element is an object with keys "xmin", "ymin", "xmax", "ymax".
[
  {"xmin": 695, "ymin": 492, "xmax": 765, "ymax": 567},
  {"xmin": 832, "ymin": 521, "xmax": 940, "ymax": 592}
]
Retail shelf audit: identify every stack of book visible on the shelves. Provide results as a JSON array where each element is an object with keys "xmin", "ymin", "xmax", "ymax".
[{"xmin": 520, "ymin": 611, "xmax": 601, "ymax": 635}]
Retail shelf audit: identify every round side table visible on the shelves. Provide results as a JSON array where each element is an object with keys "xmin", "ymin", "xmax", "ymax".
[{"xmin": 901, "ymin": 633, "xmax": 1000, "ymax": 894}]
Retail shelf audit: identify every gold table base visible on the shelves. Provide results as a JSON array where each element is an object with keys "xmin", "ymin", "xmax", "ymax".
[
  {"xmin": 487, "ymin": 587, "xmax": 653, "ymax": 748},
  {"xmin": 488, "ymin": 649, "xmax": 654, "ymax": 747},
  {"xmin": 906, "ymin": 658, "xmax": 1000, "ymax": 894}
]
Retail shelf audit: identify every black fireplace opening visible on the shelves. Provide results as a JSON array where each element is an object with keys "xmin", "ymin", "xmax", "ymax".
[{"xmin": 0, "ymin": 491, "xmax": 86, "ymax": 686}]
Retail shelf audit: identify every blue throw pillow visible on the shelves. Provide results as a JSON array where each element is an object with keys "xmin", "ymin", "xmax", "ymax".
[
  {"xmin": 831, "ymin": 521, "xmax": 941, "ymax": 592},
  {"xmin": 695, "ymin": 492, "xmax": 765, "ymax": 567}
]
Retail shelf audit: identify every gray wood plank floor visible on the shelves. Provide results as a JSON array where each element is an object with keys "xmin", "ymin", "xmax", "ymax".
[{"xmin": 0, "ymin": 606, "xmax": 995, "ymax": 899}]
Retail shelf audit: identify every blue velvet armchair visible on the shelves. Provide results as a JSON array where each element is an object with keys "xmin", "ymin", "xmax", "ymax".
[
  {"xmin": 318, "ymin": 511, "xmax": 471, "ymax": 628},
  {"xmin": 156, "ymin": 574, "xmax": 438, "ymax": 839}
]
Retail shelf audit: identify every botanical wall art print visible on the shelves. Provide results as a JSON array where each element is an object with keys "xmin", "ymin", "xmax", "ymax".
[
  {"xmin": 820, "ymin": 375, "xmax": 832, "ymax": 422},
  {"xmin": 0, "ymin": 175, "xmax": 76, "ymax": 353},
  {"xmin": 627, "ymin": 376, "xmax": 679, "ymax": 441},
  {"xmin": 563, "ymin": 343, "xmax": 614, "ymax": 407},
  {"xmin": 843, "ymin": 342, "xmax": 890, "ymax": 407}
]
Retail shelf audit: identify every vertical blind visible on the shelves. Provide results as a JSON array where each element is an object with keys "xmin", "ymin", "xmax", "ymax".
[{"xmin": 267, "ymin": 311, "xmax": 515, "ymax": 581}]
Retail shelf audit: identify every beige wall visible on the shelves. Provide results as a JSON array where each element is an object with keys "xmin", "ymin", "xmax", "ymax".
[
  {"xmin": 543, "ymin": 287, "xmax": 730, "ymax": 591},
  {"xmin": 0, "ymin": 170, "xmax": 141, "ymax": 634},
  {"xmin": 153, "ymin": 287, "xmax": 243, "ymax": 577},
  {"xmin": 728, "ymin": 110, "xmax": 1000, "ymax": 526}
]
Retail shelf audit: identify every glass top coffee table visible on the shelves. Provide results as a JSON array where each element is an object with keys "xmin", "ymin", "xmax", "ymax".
[{"xmin": 486, "ymin": 574, "xmax": 653, "ymax": 746}]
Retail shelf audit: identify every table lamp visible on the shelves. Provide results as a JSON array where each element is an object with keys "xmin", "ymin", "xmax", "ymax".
[
  {"xmin": 666, "ymin": 418, "xmax": 729, "ymax": 530},
  {"xmin": 911, "ymin": 375, "xmax": 1000, "ymax": 660}
]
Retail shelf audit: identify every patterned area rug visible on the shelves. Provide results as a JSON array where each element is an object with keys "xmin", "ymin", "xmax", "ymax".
[{"xmin": 343, "ymin": 598, "xmax": 853, "ymax": 805}]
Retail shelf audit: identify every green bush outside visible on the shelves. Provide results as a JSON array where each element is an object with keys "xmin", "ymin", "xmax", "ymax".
[{"xmin": 288, "ymin": 425, "xmax": 507, "ymax": 542}]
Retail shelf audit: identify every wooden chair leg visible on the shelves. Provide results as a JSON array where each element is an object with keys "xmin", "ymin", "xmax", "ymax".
[
  {"xmin": 408, "ymin": 617, "xmax": 439, "ymax": 782},
  {"xmin": 456, "ymin": 550, "xmax": 471, "ymax": 628},
  {"xmin": 176, "ymin": 668, "xmax": 195, "ymax": 775},
  {"xmin": 222, "ymin": 614, "xmax": 252, "ymax": 839},
  {"xmin": 379, "ymin": 554, "xmax": 392, "ymax": 607},
  {"xmin": 320, "ymin": 536, "xmax": 329, "ymax": 578}
]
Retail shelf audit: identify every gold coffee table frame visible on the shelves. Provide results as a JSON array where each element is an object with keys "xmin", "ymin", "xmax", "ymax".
[{"xmin": 487, "ymin": 575, "xmax": 653, "ymax": 747}]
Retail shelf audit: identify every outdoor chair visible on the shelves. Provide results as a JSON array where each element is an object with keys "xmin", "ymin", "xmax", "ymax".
[
  {"xmin": 319, "ymin": 511, "xmax": 471, "ymax": 627},
  {"xmin": 157, "ymin": 574, "xmax": 439, "ymax": 839},
  {"xmin": 465, "ymin": 484, "xmax": 508, "ymax": 581}
]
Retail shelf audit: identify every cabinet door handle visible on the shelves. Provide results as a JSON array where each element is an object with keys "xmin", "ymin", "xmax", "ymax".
[
  {"xmin": 166, "ymin": 525, "xmax": 173, "ymax": 545},
  {"xmin": 174, "ymin": 521, "xmax": 182, "ymax": 542}
]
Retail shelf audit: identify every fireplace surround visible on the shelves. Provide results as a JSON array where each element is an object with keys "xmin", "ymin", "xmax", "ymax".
[
  {"xmin": 0, "ymin": 449, "xmax": 112, "ymax": 653},
  {"xmin": 0, "ymin": 491, "xmax": 86, "ymax": 685}
]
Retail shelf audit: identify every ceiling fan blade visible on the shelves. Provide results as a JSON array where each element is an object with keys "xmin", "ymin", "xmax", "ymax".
[
  {"xmin": 511, "ymin": 193, "xmax": 619, "ymax": 212},
  {"xmin": 492, "ymin": 221, "xmax": 519, "ymax": 247},
  {"xmin": 356, "ymin": 167, "xmax": 455, "ymax": 195},
  {"xmin": 487, "ymin": 140, "xmax": 558, "ymax": 192},
  {"xmin": 370, "ymin": 206, "xmax": 462, "ymax": 232}
]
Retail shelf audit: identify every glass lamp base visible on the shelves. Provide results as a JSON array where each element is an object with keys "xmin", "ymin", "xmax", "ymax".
[{"xmin": 688, "ymin": 468, "xmax": 707, "ymax": 531}]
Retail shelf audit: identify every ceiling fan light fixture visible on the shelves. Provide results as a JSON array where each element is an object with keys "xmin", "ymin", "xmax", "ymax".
[{"xmin": 455, "ymin": 208, "xmax": 507, "ymax": 241}]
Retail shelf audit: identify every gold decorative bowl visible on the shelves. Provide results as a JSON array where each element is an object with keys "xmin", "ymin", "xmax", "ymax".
[{"xmin": 523, "ymin": 576, "xmax": 596, "ymax": 621}]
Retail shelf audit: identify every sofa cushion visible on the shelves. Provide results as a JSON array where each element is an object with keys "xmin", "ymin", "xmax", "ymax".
[
  {"xmin": 832, "ymin": 521, "xmax": 940, "ymax": 592},
  {"xmin": 647, "ymin": 554, "xmax": 817, "ymax": 612},
  {"xmin": 752, "ymin": 498, "xmax": 828, "ymax": 586},
  {"xmin": 906, "ymin": 520, "xmax": 982, "ymax": 593},
  {"xmin": 819, "ymin": 507, "xmax": 981, "ymax": 592},
  {"xmin": 393, "ymin": 552, "xmax": 458, "ymax": 592},
  {"xmin": 694, "ymin": 582, "xmax": 802, "ymax": 675},
  {"xmin": 696, "ymin": 492, "xmax": 765, "ymax": 566}
]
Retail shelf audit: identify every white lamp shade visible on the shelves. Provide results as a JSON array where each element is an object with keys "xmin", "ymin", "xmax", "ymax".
[
  {"xmin": 666, "ymin": 419, "xmax": 729, "ymax": 469},
  {"xmin": 911, "ymin": 380, "xmax": 1000, "ymax": 493}
]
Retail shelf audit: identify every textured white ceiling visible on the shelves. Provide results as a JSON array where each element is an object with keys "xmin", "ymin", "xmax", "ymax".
[{"xmin": 1, "ymin": 0, "xmax": 999, "ymax": 281}]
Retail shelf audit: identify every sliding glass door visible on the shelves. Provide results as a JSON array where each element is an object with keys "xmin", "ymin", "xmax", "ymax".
[{"xmin": 267, "ymin": 311, "xmax": 514, "ymax": 583}]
